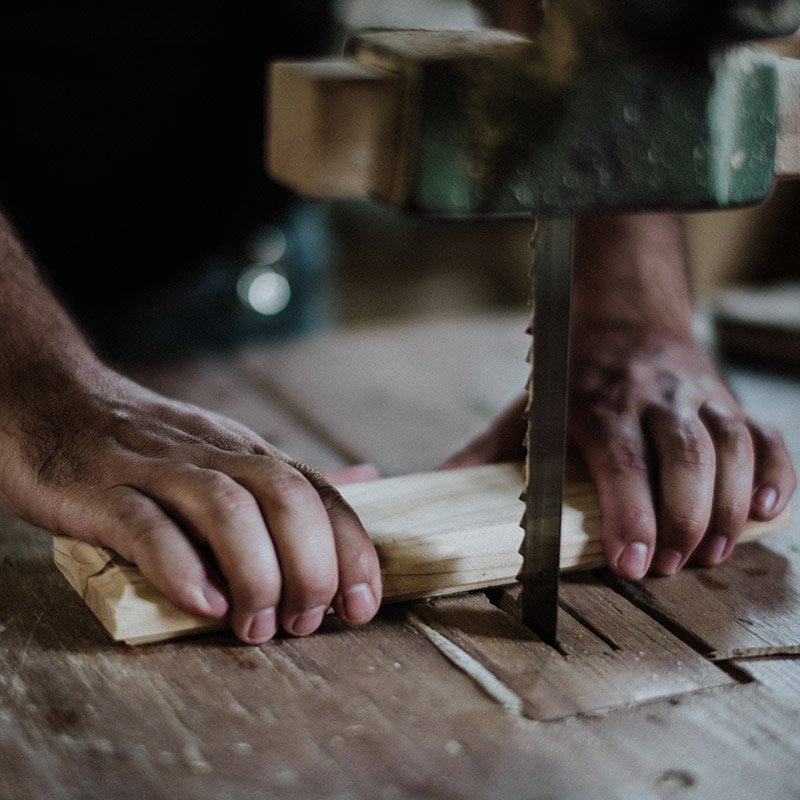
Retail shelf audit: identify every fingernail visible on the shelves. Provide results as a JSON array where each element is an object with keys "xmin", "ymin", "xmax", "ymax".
[
  {"xmin": 653, "ymin": 548, "xmax": 684, "ymax": 575},
  {"xmin": 753, "ymin": 484, "xmax": 778, "ymax": 515},
  {"xmin": 343, "ymin": 583, "xmax": 376, "ymax": 623},
  {"xmin": 617, "ymin": 542, "xmax": 649, "ymax": 580},
  {"xmin": 285, "ymin": 605, "xmax": 326, "ymax": 637},
  {"xmin": 706, "ymin": 535, "xmax": 729, "ymax": 566},
  {"xmin": 201, "ymin": 580, "xmax": 228, "ymax": 616},
  {"xmin": 246, "ymin": 607, "xmax": 277, "ymax": 643}
]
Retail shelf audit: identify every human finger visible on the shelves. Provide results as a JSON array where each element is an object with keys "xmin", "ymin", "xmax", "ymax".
[
  {"xmin": 297, "ymin": 465, "xmax": 382, "ymax": 627},
  {"xmin": 570, "ymin": 413, "xmax": 657, "ymax": 581},
  {"xmin": 748, "ymin": 421, "xmax": 797, "ymax": 520},
  {"xmin": 644, "ymin": 407, "xmax": 715, "ymax": 574},
  {"xmin": 139, "ymin": 463, "xmax": 284, "ymax": 644},
  {"xmin": 229, "ymin": 458, "xmax": 340, "ymax": 637},
  {"xmin": 691, "ymin": 404, "xmax": 754, "ymax": 567},
  {"xmin": 83, "ymin": 485, "xmax": 230, "ymax": 619}
]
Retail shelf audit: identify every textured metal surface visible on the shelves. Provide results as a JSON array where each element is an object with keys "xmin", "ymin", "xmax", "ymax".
[
  {"xmin": 348, "ymin": 12, "xmax": 783, "ymax": 218},
  {"xmin": 519, "ymin": 217, "xmax": 575, "ymax": 645}
]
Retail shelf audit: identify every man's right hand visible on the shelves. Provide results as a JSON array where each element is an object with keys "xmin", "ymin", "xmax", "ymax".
[{"xmin": 0, "ymin": 364, "xmax": 383, "ymax": 645}]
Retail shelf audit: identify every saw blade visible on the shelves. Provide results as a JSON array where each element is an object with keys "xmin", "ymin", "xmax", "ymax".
[{"xmin": 518, "ymin": 216, "xmax": 575, "ymax": 646}]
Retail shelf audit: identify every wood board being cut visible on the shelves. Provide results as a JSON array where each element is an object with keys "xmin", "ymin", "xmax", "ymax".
[{"xmin": 52, "ymin": 462, "xmax": 791, "ymax": 645}]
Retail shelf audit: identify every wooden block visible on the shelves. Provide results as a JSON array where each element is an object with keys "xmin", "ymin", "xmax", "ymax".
[
  {"xmin": 52, "ymin": 462, "xmax": 791, "ymax": 645},
  {"xmin": 266, "ymin": 58, "xmax": 403, "ymax": 199},
  {"xmin": 776, "ymin": 54, "xmax": 800, "ymax": 178}
]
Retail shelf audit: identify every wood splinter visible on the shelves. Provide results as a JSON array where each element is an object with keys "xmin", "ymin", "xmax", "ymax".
[{"xmin": 52, "ymin": 462, "xmax": 791, "ymax": 646}]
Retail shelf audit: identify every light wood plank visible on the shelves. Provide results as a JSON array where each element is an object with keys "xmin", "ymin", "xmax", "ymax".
[
  {"xmin": 52, "ymin": 462, "xmax": 790, "ymax": 645},
  {"xmin": 266, "ymin": 59, "xmax": 403, "ymax": 199},
  {"xmin": 776, "ymin": 53, "xmax": 800, "ymax": 178}
]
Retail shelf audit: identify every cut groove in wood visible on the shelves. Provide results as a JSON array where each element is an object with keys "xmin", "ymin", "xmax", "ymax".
[{"xmin": 52, "ymin": 462, "xmax": 791, "ymax": 645}]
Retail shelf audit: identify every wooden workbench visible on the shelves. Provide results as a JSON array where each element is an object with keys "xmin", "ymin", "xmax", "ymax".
[{"xmin": 2, "ymin": 310, "xmax": 799, "ymax": 800}]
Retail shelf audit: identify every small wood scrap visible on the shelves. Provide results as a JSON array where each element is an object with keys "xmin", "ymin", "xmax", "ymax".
[{"xmin": 52, "ymin": 462, "xmax": 791, "ymax": 646}]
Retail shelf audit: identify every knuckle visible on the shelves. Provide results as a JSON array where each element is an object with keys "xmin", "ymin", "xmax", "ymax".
[
  {"xmin": 230, "ymin": 569, "xmax": 281, "ymax": 612},
  {"xmin": 666, "ymin": 422, "xmax": 713, "ymax": 468},
  {"xmin": 125, "ymin": 522, "xmax": 161, "ymax": 560},
  {"xmin": 111, "ymin": 493, "xmax": 148, "ymax": 531},
  {"xmin": 110, "ymin": 497, "xmax": 157, "ymax": 550},
  {"xmin": 614, "ymin": 505, "xmax": 657, "ymax": 541},
  {"xmin": 713, "ymin": 418, "xmax": 752, "ymax": 459},
  {"xmin": 201, "ymin": 474, "xmax": 258, "ymax": 514},
  {"xmin": 284, "ymin": 576, "xmax": 338, "ymax": 610},
  {"xmin": 713, "ymin": 499, "xmax": 749, "ymax": 531},
  {"xmin": 602, "ymin": 438, "xmax": 649, "ymax": 474},
  {"xmin": 665, "ymin": 510, "xmax": 708, "ymax": 547},
  {"xmin": 263, "ymin": 468, "xmax": 317, "ymax": 507},
  {"xmin": 339, "ymin": 539, "xmax": 380, "ymax": 579},
  {"xmin": 285, "ymin": 568, "xmax": 338, "ymax": 607}
]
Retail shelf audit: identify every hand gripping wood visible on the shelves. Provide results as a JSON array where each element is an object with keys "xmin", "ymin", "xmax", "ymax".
[{"xmin": 52, "ymin": 463, "xmax": 791, "ymax": 645}]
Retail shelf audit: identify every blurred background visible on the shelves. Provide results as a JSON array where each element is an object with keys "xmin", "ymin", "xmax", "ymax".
[
  {"xmin": 266, "ymin": 2, "xmax": 800, "ymax": 338},
  {"xmin": 7, "ymin": 1, "xmax": 792, "ymax": 363},
  {"xmin": 290, "ymin": 2, "xmax": 800, "ymax": 358}
]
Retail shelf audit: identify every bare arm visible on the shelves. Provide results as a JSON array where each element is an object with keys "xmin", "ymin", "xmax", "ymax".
[{"xmin": 0, "ymin": 212, "xmax": 381, "ymax": 642}]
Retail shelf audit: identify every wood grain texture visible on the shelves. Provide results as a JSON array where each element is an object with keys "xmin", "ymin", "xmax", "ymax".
[
  {"xmin": 408, "ymin": 579, "xmax": 738, "ymax": 722},
  {"xmin": 6, "ymin": 521, "xmax": 622, "ymax": 800},
  {"xmin": 238, "ymin": 311, "xmax": 533, "ymax": 474},
  {"xmin": 5, "ymin": 311, "xmax": 800, "ymax": 800},
  {"xmin": 52, "ymin": 462, "xmax": 790, "ymax": 645},
  {"xmin": 605, "ymin": 527, "xmax": 800, "ymax": 660}
]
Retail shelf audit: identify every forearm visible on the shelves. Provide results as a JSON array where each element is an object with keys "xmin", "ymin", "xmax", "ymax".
[
  {"xmin": 0, "ymin": 211, "xmax": 103, "ymax": 387},
  {"xmin": 572, "ymin": 212, "xmax": 696, "ymax": 341}
]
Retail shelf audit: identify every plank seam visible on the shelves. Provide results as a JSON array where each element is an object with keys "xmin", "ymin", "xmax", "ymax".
[
  {"xmin": 595, "ymin": 570, "xmax": 755, "ymax": 684},
  {"xmin": 710, "ymin": 645, "xmax": 800, "ymax": 661}
]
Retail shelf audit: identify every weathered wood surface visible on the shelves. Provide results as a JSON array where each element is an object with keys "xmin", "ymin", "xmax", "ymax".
[
  {"xmin": 2, "ymin": 312, "xmax": 800, "ymax": 800},
  {"xmin": 408, "ymin": 580, "xmax": 738, "ymax": 722},
  {"xmin": 604, "ymin": 530, "xmax": 800, "ymax": 660},
  {"xmin": 238, "ymin": 311, "xmax": 531, "ymax": 474}
]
